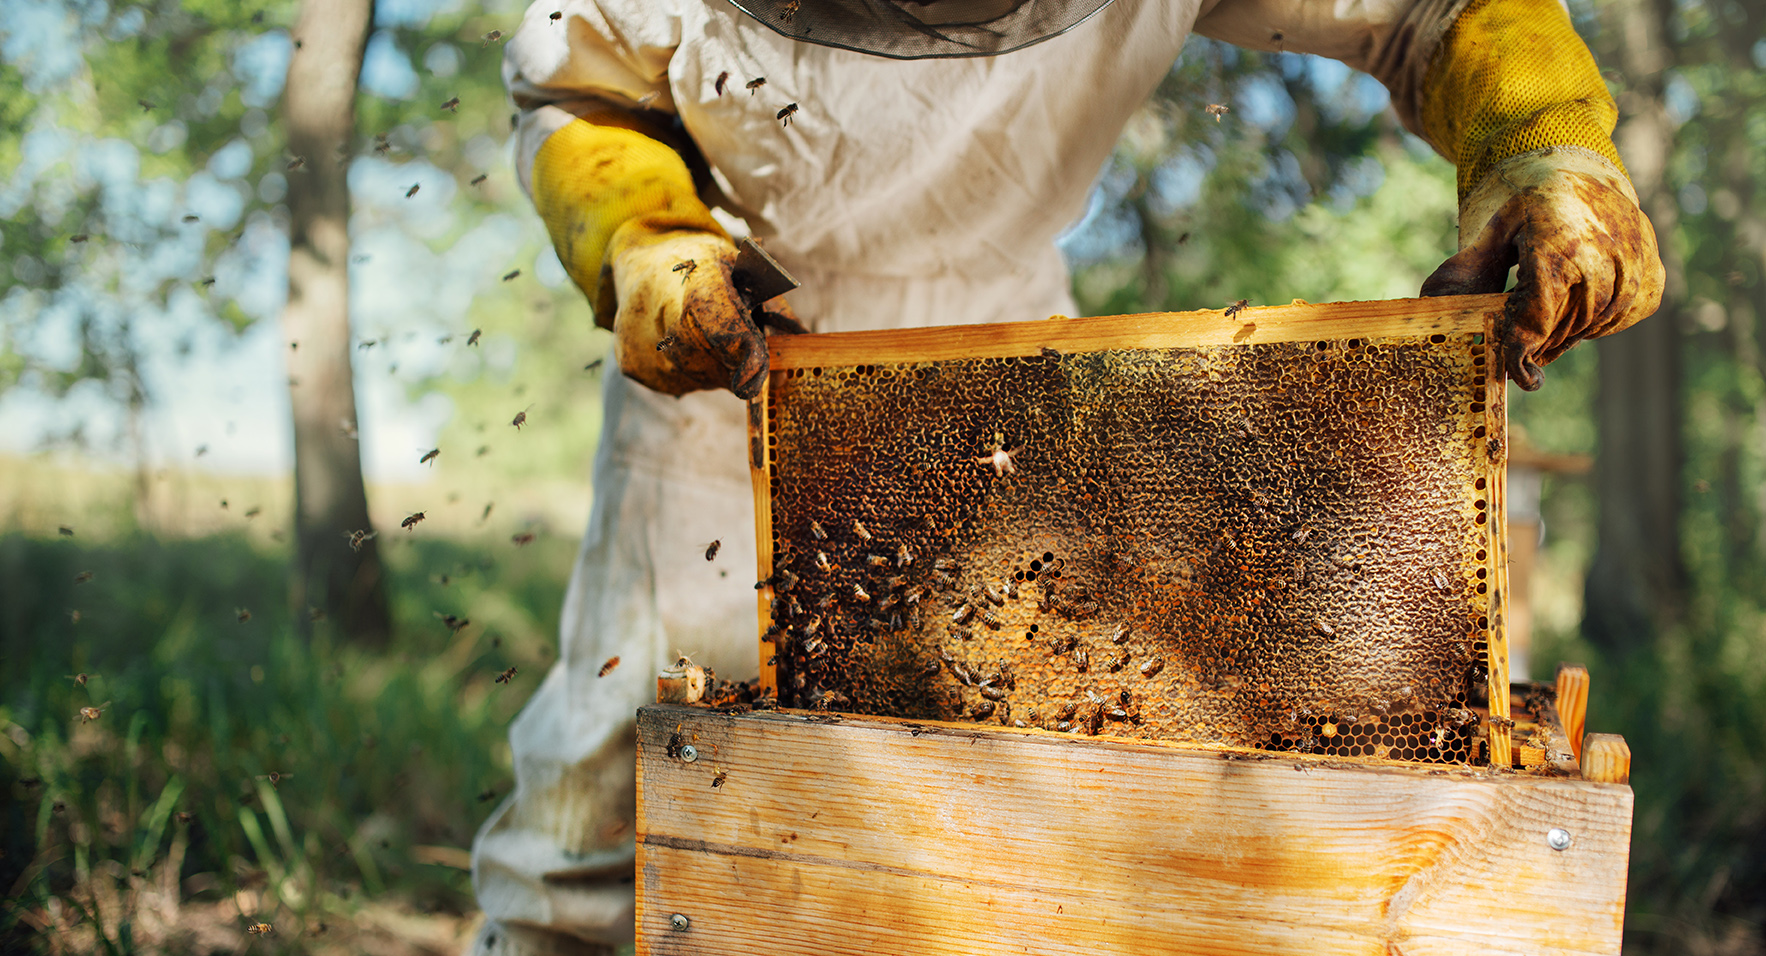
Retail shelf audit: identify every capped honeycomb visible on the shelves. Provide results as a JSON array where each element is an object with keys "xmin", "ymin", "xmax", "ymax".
[{"xmin": 753, "ymin": 303, "xmax": 1506, "ymax": 766}]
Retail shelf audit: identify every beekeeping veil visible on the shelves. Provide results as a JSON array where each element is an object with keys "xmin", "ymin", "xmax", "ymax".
[{"xmin": 726, "ymin": 0, "xmax": 1118, "ymax": 58}]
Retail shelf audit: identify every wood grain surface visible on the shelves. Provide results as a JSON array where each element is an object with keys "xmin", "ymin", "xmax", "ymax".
[{"xmin": 636, "ymin": 703, "xmax": 1632, "ymax": 956}]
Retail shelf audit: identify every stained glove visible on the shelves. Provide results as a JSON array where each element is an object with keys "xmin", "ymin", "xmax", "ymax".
[
  {"xmin": 532, "ymin": 114, "xmax": 784, "ymax": 399},
  {"xmin": 1415, "ymin": 0, "xmax": 1664, "ymax": 390}
]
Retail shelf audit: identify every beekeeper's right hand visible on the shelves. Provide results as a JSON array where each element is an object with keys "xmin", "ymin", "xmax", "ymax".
[{"xmin": 532, "ymin": 115, "xmax": 774, "ymax": 399}]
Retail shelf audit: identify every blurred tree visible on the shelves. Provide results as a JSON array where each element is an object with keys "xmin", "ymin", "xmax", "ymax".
[{"xmin": 279, "ymin": 0, "xmax": 389, "ymax": 643}]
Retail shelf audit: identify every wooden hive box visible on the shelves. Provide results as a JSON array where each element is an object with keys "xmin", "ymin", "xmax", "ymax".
[{"xmin": 634, "ymin": 296, "xmax": 1635, "ymax": 954}]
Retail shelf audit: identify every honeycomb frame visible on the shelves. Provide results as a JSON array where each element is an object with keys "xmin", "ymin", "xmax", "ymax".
[{"xmin": 749, "ymin": 295, "xmax": 1513, "ymax": 767}]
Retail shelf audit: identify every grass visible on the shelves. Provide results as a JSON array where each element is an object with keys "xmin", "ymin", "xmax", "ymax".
[{"xmin": 0, "ymin": 520, "xmax": 574, "ymax": 953}]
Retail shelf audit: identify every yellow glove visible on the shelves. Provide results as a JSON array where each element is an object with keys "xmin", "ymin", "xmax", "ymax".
[
  {"xmin": 1416, "ymin": 0, "xmax": 1664, "ymax": 390},
  {"xmin": 532, "ymin": 115, "xmax": 781, "ymax": 398}
]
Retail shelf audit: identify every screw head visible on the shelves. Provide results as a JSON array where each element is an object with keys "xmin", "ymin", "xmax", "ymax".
[
  {"xmin": 1547, "ymin": 827, "xmax": 1572, "ymax": 851},
  {"xmin": 670, "ymin": 913, "xmax": 690, "ymax": 932},
  {"xmin": 679, "ymin": 744, "xmax": 699, "ymax": 763}
]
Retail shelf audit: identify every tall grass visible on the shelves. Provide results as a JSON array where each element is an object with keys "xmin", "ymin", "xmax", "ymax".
[{"xmin": 0, "ymin": 528, "xmax": 572, "ymax": 953}]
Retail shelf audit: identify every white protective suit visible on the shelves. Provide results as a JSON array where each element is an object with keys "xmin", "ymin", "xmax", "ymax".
[{"xmin": 472, "ymin": 0, "xmax": 1469, "ymax": 951}]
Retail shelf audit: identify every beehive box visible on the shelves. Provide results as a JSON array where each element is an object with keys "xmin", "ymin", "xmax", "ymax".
[{"xmin": 749, "ymin": 293, "xmax": 1516, "ymax": 766}]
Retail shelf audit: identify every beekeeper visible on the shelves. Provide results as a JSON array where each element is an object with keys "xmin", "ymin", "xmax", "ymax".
[{"xmin": 469, "ymin": 0, "xmax": 1663, "ymax": 950}]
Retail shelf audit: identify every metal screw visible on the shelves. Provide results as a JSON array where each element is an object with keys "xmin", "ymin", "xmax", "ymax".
[
  {"xmin": 679, "ymin": 744, "xmax": 699, "ymax": 763},
  {"xmin": 670, "ymin": 913, "xmax": 690, "ymax": 932},
  {"xmin": 1547, "ymin": 827, "xmax": 1572, "ymax": 851}
]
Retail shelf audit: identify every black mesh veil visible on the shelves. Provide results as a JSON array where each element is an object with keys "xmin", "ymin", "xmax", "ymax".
[{"xmin": 726, "ymin": 0, "xmax": 1117, "ymax": 59}]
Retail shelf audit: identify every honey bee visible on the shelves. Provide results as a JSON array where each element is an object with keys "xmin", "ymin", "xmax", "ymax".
[
  {"xmin": 181, "ymin": 214, "xmax": 200, "ymax": 223},
  {"xmin": 247, "ymin": 922, "xmax": 274, "ymax": 936},
  {"xmin": 67, "ymin": 673, "xmax": 91, "ymax": 686},
  {"xmin": 951, "ymin": 603, "xmax": 975, "ymax": 625},
  {"xmin": 853, "ymin": 521, "xmax": 872, "ymax": 542},
  {"xmin": 979, "ymin": 609, "xmax": 1001, "ymax": 630},
  {"xmin": 511, "ymin": 532, "xmax": 536, "ymax": 547},
  {"xmin": 199, "ymin": 276, "xmax": 216, "ymax": 287},
  {"xmin": 470, "ymin": 174, "xmax": 488, "ymax": 186},
  {"xmin": 668, "ymin": 259, "xmax": 699, "ymax": 284},
  {"xmin": 1316, "ymin": 621, "xmax": 1335, "ymax": 638},
  {"xmin": 482, "ymin": 29, "xmax": 504, "ymax": 45},
  {"xmin": 813, "ymin": 550, "xmax": 832, "ymax": 571},
  {"xmin": 775, "ymin": 569, "xmax": 799, "ymax": 591},
  {"xmin": 1105, "ymin": 706, "xmax": 1130, "ymax": 723},
  {"xmin": 511, "ymin": 405, "xmax": 534, "ymax": 429},
  {"xmin": 1205, "ymin": 103, "xmax": 1231, "ymax": 121},
  {"xmin": 894, "ymin": 544, "xmax": 914, "ymax": 568},
  {"xmin": 402, "ymin": 512, "xmax": 426, "ymax": 530},
  {"xmin": 549, "ymin": 9, "xmax": 562, "ymax": 21},
  {"xmin": 74, "ymin": 570, "xmax": 94, "ymax": 584},
  {"xmin": 70, "ymin": 234, "xmax": 90, "ymax": 243},
  {"xmin": 715, "ymin": 71, "xmax": 731, "ymax": 96},
  {"xmin": 1111, "ymin": 624, "xmax": 1131, "ymax": 645},
  {"xmin": 779, "ymin": 0, "xmax": 801, "ymax": 21},
  {"xmin": 1433, "ymin": 570, "xmax": 1451, "ymax": 591},
  {"xmin": 373, "ymin": 134, "xmax": 392, "ymax": 154},
  {"xmin": 496, "ymin": 667, "xmax": 518, "ymax": 684},
  {"xmin": 1074, "ymin": 647, "xmax": 1089, "ymax": 672},
  {"xmin": 979, "ymin": 683, "xmax": 1006, "ymax": 701},
  {"xmin": 746, "ymin": 77, "xmax": 766, "ymax": 94},
  {"xmin": 777, "ymin": 103, "xmax": 799, "ymax": 127},
  {"xmin": 441, "ymin": 96, "xmax": 460, "ymax": 112},
  {"xmin": 420, "ymin": 448, "xmax": 440, "ymax": 466},
  {"xmin": 174, "ymin": 811, "xmax": 194, "ymax": 823},
  {"xmin": 1107, "ymin": 653, "xmax": 1129, "ymax": 673},
  {"xmin": 343, "ymin": 529, "xmax": 377, "ymax": 551},
  {"xmin": 287, "ymin": 156, "xmax": 306, "ymax": 171},
  {"xmin": 468, "ymin": 329, "xmax": 483, "ymax": 346},
  {"xmin": 435, "ymin": 613, "xmax": 470, "ymax": 632},
  {"xmin": 79, "ymin": 702, "xmax": 110, "ymax": 723},
  {"xmin": 972, "ymin": 440, "xmax": 1022, "ymax": 477},
  {"xmin": 1486, "ymin": 715, "xmax": 1515, "ymax": 730},
  {"xmin": 972, "ymin": 701, "xmax": 996, "ymax": 720},
  {"xmin": 711, "ymin": 770, "xmax": 728, "ymax": 788},
  {"xmin": 138, "ymin": 98, "xmax": 155, "ymax": 111},
  {"xmin": 256, "ymin": 771, "xmax": 293, "ymax": 788},
  {"xmin": 851, "ymin": 583, "xmax": 871, "ymax": 603},
  {"xmin": 809, "ymin": 519, "xmax": 827, "ymax": 540},
  {"xmin": 502, "ymin": 269, "xmax": 521, "ymax": 282},
  {"xmin": 705, "ymin": 540, "xmax": 721, "ymax": 561},
  {"xmin": 234, "ymin": 606, "xmax": 253, "ymax": 623},
  {"xmin": 1140, "ymin": 656, "xmax": 1164, "ymax": 678},
  {"xmin": 864, "ymin": 553, "xmax": 890, "ymax": 569},
  {"xmin": 1224, "ymin": 298, "xmax": 1249, "ymax": 319}
]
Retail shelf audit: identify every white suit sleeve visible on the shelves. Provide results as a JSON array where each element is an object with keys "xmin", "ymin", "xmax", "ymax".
[
  {"xmin": 502, "ymin": 0, "xmax": 684, "ymax": 195},
  {"xmin": 1191, "ymin": 0, "xmax": 1473, "ymax": 138}
]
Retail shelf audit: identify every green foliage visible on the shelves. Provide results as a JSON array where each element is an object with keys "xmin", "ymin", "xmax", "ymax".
[{"xmin": 0, "ymin": 528, "xmax": 569, "ymax": 950}]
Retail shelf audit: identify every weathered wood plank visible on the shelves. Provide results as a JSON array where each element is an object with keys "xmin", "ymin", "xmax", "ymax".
[
  {"xmin": 766, "ymin": 294, "xmax": 1507, "ymax": 369},
  {"xmin": 636, "ymin": 704, "xmax": 1632, "ymax": 956}
]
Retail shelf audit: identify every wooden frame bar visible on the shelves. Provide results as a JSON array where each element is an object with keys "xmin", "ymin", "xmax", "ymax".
[{"xmin": 636, "ymin": 702, "xmax": 1631, "ymax": 956}]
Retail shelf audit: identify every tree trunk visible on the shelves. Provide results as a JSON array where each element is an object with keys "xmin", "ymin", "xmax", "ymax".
[
  {"xmin": 1581, "ymin": 0, "xmax": 1686, "ymax": 655},
  {"xmin": 278, "ymin": 0, "xmax": 390, "ymax": 645}
]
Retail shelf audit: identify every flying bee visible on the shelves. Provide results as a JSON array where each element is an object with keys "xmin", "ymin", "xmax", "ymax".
[
  {"xmin": 74, "ymin": 570, "xmax": 94, "ymax": 584},
  {"xmin": 470, "ymin": 174, "xmax": 487, "ymax": 186},
  {"xmin": 746, "ymin": 77, "xmax": 766, "ymax": 94},
  {"xmin": 247, "ymin": 922, "xmax": 274, "ymax": 936},
  {"xmin": 1224, "ymin": 298, "xmax": 1249, "ymax": 319},
  {"xmin": 1140, "ymin": 656, "xmax": 1165, "ymax": 678},
  {"xmin": 174, "ymin": 811, "xmax": 193, "ymax": 823},
  {"xmin": 777, "ymin": 103, "xmax": 798, "ymax": 127},
  {"xmin": 420, "ymin": 448, "xmax": 440, "ymax": 466},
  {"xmin": 1205, "ymin": 102, "xmax": 1230, "ymax": 121},
  {"xmin": 440, "ymin": 96, "xmax": 460, "ymax": 112},
  {"xmin": 138, "ymin": 98, "xmax": 155, "ymax": 111},
  {"xmin": 287, "ymin": 156, "xmax": 306, "ymax": 171},
  {"xmin": 256, "ymin": 771, "xmax": 293, "ymax": 788},
  {"xmin": 715, "ymin": 71, "xmax": 731, "ymax": 96},
  {"xmin": 511, "ymin": 405, "xmax": 534, "ymax": 429},
  {"xmin": 482, "ymin": 29, "xmax": 504, "ymax": 44},
  {"xmin": 79, "ymin": 702, "xmax": 110, "ymax": 723},
  {"xmin": 852, "ymin": 521, "xmax": 872, "ymax": 542},
  {"xmin": 951, "ymin": 603, "xmax": 975, "ymax": 625},
  {"xmin": 237, "ymin": 608, "xmax": 252, "ymax": 622},
  {"xmin": 67, "ymin": 673, "xmax": 91, "ymax": 686},
  {"xmin": 809, "ymin": 519, "xmax": 827, "ymax": 540},
  {"xmin": 656, "ymin": 334, "xmax": 678, "ymax": 352},
  {"xmin": 496, "ymin": 667, "xmax": 518, "ymax": 684},
  {"xmin": 181, "ymin": 214, "xmax": 199, "ymax": 223},
  {"xmin": 343, "ymin": 529, "xmax": 377, "ymax": 552},
  {"xmin": 468, "ymin": 329, "xmax": 483, "ymax": 346},
  {"xmin": 402, "ymin": 512, "xmax": 426, "ymax": 530},
  {"xmin": 502, "ymin": 269, "xmax": 521, "ymax": 281},
  {"xmin": 406, "ymin": 183, "xmax": 421, "ymax": 198},
  {"xmin": 705, "ymin": 540, "xmax": 722, "ymax": 561},
  {"xmin": 779, "ymin": 0, "xmax": 800, "ymax": 21},
  {"xmin": 435, "ymin": 613, "xmax": 470, "ymax": 632},
  {"xmin": 373, "ymin": 134, "xmax": 391, "ymax": 154},
  {"xmin": 70, "ymin": 234, "xmax": 89, "ymax": 243},
  {"xmin": 246, "ymin": 505, "xmax": 261, "ymax": 518}
]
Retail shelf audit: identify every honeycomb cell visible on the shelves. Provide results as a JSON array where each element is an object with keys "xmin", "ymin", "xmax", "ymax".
[{"xmin": 761, "ymin": 331, "xmax": 1498, "ymax": 765}]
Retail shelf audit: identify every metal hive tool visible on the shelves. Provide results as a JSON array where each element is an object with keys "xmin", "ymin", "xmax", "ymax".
[{"xmin": 749, "ymin": 295, "xmax": 1513, "ymax": 766}]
